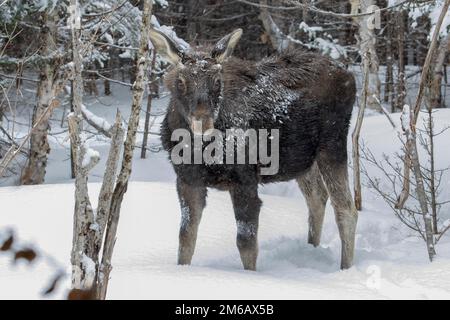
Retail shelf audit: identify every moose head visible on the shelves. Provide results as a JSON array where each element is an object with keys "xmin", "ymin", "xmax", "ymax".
[{"xmin": 149, "ymin": 28, "xmax": 243, "ymax": 135}]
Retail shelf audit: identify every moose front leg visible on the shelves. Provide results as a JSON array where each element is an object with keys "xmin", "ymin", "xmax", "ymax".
[
  {"xmin": 230, "ymin": 184, "xmax": 262, "ymax": 271},
  {"xmin": 176, "ymin": 178, "xmax": 207, "ymax": 265}
]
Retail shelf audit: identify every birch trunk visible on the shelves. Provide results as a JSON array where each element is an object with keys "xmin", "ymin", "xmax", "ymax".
[
  {"xmin": 69, "ymin": 0, "xmax": 100, "ymax": 290},
  {"xmin": 186, "ymin": 0, "xmax": 198, "ymax": 42},
  {"xmin": 405, "ymin": 106, "xmax": 436, "ymax": 261},
  {"xmin": 21, "ymin": 11, "xmax": 59, "ymax": 185},
  {"xmin": 96, "ymin": 0, "xmax": 153, "ymax": 299},
  {"xmin": 426, "ymin": 106, "xmax": 438, "ymax": 234},
  {"xmin": 429, "ymin": 33, "xmax": 450, "ymax": 109},
  {"xmin": 0, "ymin": 100, "xmax": 58, "ymax": 179},
  {"xmin": 141, "ymin": 51, "xmax": 157, "ymax": 159},
  {"xmin": 384, "ymin": 12, "xmax": 394, "ymax": 107},
  {"xmin": 396, "ymin": 0, "xmax": 450, "ymax": 210},
  {"xmin": 395, "ymin": 10, "xmax": 406, "ymax": 112},
  {"xmin": 259, "ymin": 0, "xmax": 288, "ymax": 52},
  {"xmin": 352, "ymin": 54, "xmax": 370, "ymax": 211},
  {"xmin": 412, "ymin": 0, "xmax": 450, "ymax": 122},
  {"xmin": 93, "ymin": 111, "xmax": 124, "ymax": 298},
  {"xmin": 353, "ymin": 0, "xmax": 381, "ymax": 112}
]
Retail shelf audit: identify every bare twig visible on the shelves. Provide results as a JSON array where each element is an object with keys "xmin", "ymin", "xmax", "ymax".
[{"xmin": 352, "ymin": 52, "xmax": 369, "ymax": 210}]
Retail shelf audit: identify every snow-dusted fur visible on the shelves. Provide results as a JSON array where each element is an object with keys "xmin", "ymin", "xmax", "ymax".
[{"xmin": 155, "ymin": 29, "xmax": 357, "ymax": 270}]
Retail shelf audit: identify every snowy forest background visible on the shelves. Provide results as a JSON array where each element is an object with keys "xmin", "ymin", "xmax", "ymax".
[{"xmin": 1, "ymin": 0, "xmax": 450, "ymax": 299}]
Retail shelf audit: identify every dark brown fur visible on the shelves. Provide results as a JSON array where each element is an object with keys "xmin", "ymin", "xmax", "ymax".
[{"xmin": 152, "ymin": 29, "xmax": 358, "ymax": 270}]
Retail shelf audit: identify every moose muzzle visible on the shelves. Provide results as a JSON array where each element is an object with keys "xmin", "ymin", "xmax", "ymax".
[{"xmin": 190, "ymin": 104, "xmax": 215, "ymax": 135}]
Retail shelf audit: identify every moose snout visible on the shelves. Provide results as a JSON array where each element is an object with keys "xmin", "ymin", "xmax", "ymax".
[
  {"xmin": 190, "ymin": 104, "xmax": 214, "ymax": 135},
  {"xmin": 190, "ymin": 116, "xmax": 215, "ymax": 136}
]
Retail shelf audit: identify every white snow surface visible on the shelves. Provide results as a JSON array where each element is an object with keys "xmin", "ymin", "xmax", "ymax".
[
  {"xmin": 2, "ymin": 180, "xmax": 450, "ymax": 300},
  {"xmin": 1, "ymin": 83, "xmax": 450, "ymax": 299}
]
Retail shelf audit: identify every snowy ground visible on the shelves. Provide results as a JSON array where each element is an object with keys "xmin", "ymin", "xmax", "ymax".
[{"xmin": 1, "ymin": 83, "xmax": 450, "ymax": 299}]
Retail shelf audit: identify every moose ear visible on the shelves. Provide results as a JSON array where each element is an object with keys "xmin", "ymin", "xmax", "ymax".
[
  {"xmin": 149, "ymin": 28, "xmax": 183, "ymax": 65},
  {"xmin": 211, "ymin": 29, "xmax": 243, "ymax": 63}
]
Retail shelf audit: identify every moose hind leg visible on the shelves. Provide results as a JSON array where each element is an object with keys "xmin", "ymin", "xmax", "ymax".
[
  {"xmin": 317, "ymin": 155, "xmax": 358, "ymax": 269},
  {"xmin": 176, "ymin": 178, "xmax": 207, "ymax": 265},
  {"xmin": 230, "ymin": 184, "xmax": 262, "ymax": 271},
  {"xmin": 297, "ymin": 162, "xmax": 329, "ymax": 247}
]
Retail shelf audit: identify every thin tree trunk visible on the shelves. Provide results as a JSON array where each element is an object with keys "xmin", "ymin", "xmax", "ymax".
[
  {"xmin": 426, "ymin": 105, "xmax": 438, "ymax": 234},
  {"xmin": 92, "ymin": 111, "xmax": 124, "ymax": 299},
  {"xmin": 259, "ymin": 0, "xmax": 288, "ymax": 52},
  {"xmin": 352, "ymin": 53, "xmax": 370, "ymax": 211},
  {"xmin": 70, "ymin": 80, "xmax": 76, "ymax": 179},
  {"xmin": 302, "ymin": 0, "xmax": 310, "ymax": 24},
  {"xmin": 69, "ymin": 0, "xmax": 101, "ymax": 290},
  {"xmin": 404, "ymin": 105, "xmax": 436, "ymax": 261},
  {"xmin": 186, "ymin": 0, "xmax": 199, "ymax": 42},
  {"xmin": 141, "ymin": 51, "xmax": 156, "ymax": 159},
  {"xmin": 103, "ymin": 60, "xmax": 111, "ymax": 96},
  {"xmin": 354, "ymin": 0, "xmax": 381, "ymax": 112},
  {"xmin": 21, "ymin": 11, "xmax": 59, "ymax": 185},
  {"xmin": 97, "ymin": 0, "xmax": 153, "ymax": 299},
  {"xmin": 395, "ymin": 10, "xmax": 406, "ymax": 112},
  {"xmin": 412, "ymin": 0, "xmax": 450, "ymax": 122},
  {"xmin": 385, "ymin": 12, "xmax": 393, "ymax": 106},
  {"xmin": 396, "ymin": 0, "xmax": 450, "ymax": 210},
  {"xmin": 0, "ymin": 100, "xmax": 58, "ymax": 179},
  {"xmin": 429, "ymin": 33, "xmax": 450, "ymax": 109}
]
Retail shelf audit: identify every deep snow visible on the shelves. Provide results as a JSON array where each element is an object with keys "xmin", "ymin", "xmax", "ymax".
[
  {"xmin": 1, "ymin": 83, "xmax": 450, "ymax": 299},
  {"xmin": 2, "ymin": 181, "xmax": 450, "ymax": 299}
]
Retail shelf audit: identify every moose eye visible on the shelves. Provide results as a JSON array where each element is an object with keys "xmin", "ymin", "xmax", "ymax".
[
  {"xmin": 176, "ymin": 77, "xmax": 187, "ymax": 94},
  {"xmin": 213, "ymin": 77, "xmax": 222, "ymax": 94}
]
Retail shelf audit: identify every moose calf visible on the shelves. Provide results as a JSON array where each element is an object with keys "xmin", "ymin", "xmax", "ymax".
[{"xmin": 150, "ymin": 28, "xmax": 357, "ymax": 270}]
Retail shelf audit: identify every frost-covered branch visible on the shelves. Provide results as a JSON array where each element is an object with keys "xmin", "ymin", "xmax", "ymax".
[{"xmin": 81, "ymin": 104, "xmax": 113, "ymax": 138}]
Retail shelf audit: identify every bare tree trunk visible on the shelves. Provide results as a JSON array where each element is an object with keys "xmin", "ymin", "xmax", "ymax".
[
  {"xmin": 412, "ymin": 0, "xmax": 450, "ymax": 122},
  {"xmin": 21, "ymin": 11, "xmax": 59, "ymax": 185},
  {"xmin": 96, "ymin": 0, "xmax": 153, "ymax": 299},
  {"xmin": 0, "ymin": 100, "xmax": 58, "ymax": 179},
  {"xmin": 95, "ymin": 112, "xmax": 124, "ymax": 255},
  {"xmin": 186, "ymin": 0, "xmax": 199, "ymax": 42},
  {"xmin": 354, "ymin": 0, "xmax": 381, "ymax": 112},
  {"xmin": 352, "ymin": 54, "xmax": 370, "ymax": 211},
  {"xmin": 396, "ymin": 0, "xmax": 450, "ymax": 210},
  {"xmin": 395, "ymin": 10, "xmax": 406, "ymax": 112},
  {"xmin": 426, "ymin": 105, "xmax": 438, "ymax": 234},
  {"xmin": 92, "ymin": 111, "xmax": 124, "ymax": 299},
  {"xmin": 395, "ymin": 148, "xmax": 411, "ymax": 210},
  {"xmin": 103, "ymin": 60, "xmax": 111, "ymax": 96},
  {"xmin": 69, "ymin": 0, "xmax": 101, "ymax": 290},
  {"xmin": 395, "ymin": 1, "xmax": 450, "ymax": 258},
  {"xmin": 259, "ymin": 0, "xmax": 288, "ymax": 52},
  {"xmin": 402, "ymin": 105, "xmax": 436, "ymax": 261},
  {"xmin": 302, "ymin": 0, "xmax": 310, "ymax": 24},
  {"xmin": 429, "ymin": 33, "xmax": 450, "ymax": 109},
  {"xmin": 385, "ymin": 12, "xmax": 393, "ymax": 106},
  {"xmin": 68, "ymin": 1, "xmax": 127, "ymax": 299},
  {"xmin": 141, "ymin": 51, "xmax": 156, "ymax": 159},
  {"xmin": 70, "ymin": 81, "xmax": 76, "ymax": 179}
]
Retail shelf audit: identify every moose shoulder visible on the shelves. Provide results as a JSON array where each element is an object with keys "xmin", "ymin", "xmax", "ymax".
[{"xmin": 150, "ymin": 28, "xmax": 358, "ymax": 271}]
